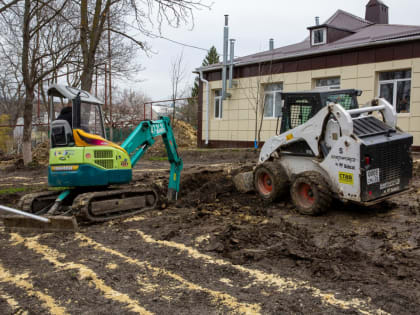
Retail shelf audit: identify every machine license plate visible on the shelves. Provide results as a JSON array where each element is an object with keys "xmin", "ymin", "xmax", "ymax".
[{"xmin": 367, "ymin": 168, "xmax": 380, "ymax": 185}]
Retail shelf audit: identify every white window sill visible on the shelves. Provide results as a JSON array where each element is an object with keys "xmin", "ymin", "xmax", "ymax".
[
  {"xmin": 397, "ymin": 113, "xmax": 410, "ymax": 117},
  {"xmin": 263, "ymin": 116, "xmax": 282, "ymax": 120}
]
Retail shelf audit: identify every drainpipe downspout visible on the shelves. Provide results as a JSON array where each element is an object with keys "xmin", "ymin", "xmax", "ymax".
[
  {"xmin": 199, "ymin": 70, "xmax": 209, "ymax": 145},
  {"xmin": 229, "ymin": 39, "xmax": 235, "ymax": 89}
]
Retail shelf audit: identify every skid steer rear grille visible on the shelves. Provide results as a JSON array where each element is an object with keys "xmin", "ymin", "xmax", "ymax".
[
  {"xmin": 360, "ymin": 134, "xmax": 412, "ymax": 202},
  {"xmin": 373, "ymin": 143, "xmax": 402, "ymax": 182}
]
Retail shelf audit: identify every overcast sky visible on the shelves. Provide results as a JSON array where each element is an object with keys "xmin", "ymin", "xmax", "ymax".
[{"xmin": 122, "ymin": 0, "xmax": 420, "ymax": 101}]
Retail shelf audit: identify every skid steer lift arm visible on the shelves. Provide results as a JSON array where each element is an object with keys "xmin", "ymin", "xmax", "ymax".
[{"xmin": 121, "ymin": 116, "xmax": 183, "ymax": 200}]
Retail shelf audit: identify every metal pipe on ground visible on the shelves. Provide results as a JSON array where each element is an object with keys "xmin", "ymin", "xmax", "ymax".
[{"xmin": 0, "ymin": 205, "xmax": 50, "ymax": 222}]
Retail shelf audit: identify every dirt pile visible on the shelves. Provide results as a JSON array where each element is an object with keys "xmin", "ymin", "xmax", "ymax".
[
  {"xmin": 0, "ymin": 151, "xmax": 15, "ymax": 162},
  {"xmin": 414, "ymin": 158, "xmax": 420, "ymax": 177},
  {"xmin": 32, "ymin": 141, "xmax": 49, "ymax": 166},
  {"xmin": 0, "ymin": 151, "xmax": 19, "ymax": 170},
  {"xmin": 147, "ymin": 120, "xmax": 197, "ymax": 154},
  {"xmin": 0, "ymin": 141, "xmax": 48, "ymax": 170},
  {"xmin": 172, "ymin": 120, "xmax": 197, "ymax": 147}
]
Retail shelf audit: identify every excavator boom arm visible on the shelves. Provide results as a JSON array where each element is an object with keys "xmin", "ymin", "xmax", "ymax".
[{"xmin": 121, "ymin": 116, "xmax": 183, "ymax": 200}]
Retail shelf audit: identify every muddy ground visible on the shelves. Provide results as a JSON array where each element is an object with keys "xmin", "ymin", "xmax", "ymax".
[{"xmin": 0, "ymin": 149, "xmax": 419, "ymax": 314}]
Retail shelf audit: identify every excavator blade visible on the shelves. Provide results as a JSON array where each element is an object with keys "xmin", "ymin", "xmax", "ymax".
[{"xmin": 3, "ymin": 215, "xmax": 78, "ymax": 232}]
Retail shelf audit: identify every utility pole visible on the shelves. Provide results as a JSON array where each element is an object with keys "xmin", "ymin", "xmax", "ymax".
[{"xmin": 107, "ymin": 12, "xmax": 113, "ymax": 141}]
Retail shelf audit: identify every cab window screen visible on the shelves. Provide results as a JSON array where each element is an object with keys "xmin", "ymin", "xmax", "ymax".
[
  {"xmin": 281, "ymin": 96, "xmax": 318, "ymax": 133},
  {"xmin": 290, "ymin": 105, "xmax": 312, "ymax": 128},
  {"xmin": 325, "ymin": 93, "xmax": 356, "ymax": 110}
]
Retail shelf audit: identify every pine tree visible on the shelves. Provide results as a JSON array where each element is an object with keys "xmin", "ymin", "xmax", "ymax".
[
  {"xmin": 201, "ymin": 46, "xmax": 220, "ymax": 67},
  {"xmin": 191, "ymin": 46, "xmax": 220, "ymax": 98},
  {"xmin": 180, "ymin": 46, "xmax": 220, "ymax": 128}
]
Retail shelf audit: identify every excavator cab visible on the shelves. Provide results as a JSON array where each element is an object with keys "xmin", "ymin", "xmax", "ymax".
[{"xmin": 48, "ymin": 85, "xmax": 106, "ymax": 148}]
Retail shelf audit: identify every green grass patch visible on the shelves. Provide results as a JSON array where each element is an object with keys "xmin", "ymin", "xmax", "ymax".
[
  {"xmin": 48, "ymin": 187, "xmax": 70, "ymax": 191},
  {"xmin": 148, "ymin": 156, "xmax": 169, "ymax": 161},
  {"xmin": 0, "ymin": 187, "xmax": 28, "ymax": 195}
]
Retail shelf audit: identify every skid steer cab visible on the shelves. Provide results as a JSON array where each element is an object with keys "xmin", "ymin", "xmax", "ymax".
[{"xmin": 252, "ymin": 89, "xmax": 413, "ymax": 215}]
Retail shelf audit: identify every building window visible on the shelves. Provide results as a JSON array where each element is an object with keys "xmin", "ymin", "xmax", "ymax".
[
  {"xmin": 263, "ymin": 83, "xmax": 283, "ymax": 118},
  {"xmin": 378, "ymin": 70, "xmax": 411, "ymax": 113},
  {"xmin": 214, "ymin": 89, "xmax": 222, "ymax": 119},
  {"xmin": 315, "ymin": 77, "xmax": 340, "ymax": 90},
  {"xmin": 312, "ymin": 28, "xmax": 327, "ymax": 45}
]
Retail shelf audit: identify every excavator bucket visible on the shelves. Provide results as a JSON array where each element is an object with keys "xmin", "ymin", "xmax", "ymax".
[
  {"xmin": 0, "ymin": 205, "xmax": 78, "ymax": 232},
  {"xmin": 2, "ymin": 215, "xmax": 78, "ymax": 232}
]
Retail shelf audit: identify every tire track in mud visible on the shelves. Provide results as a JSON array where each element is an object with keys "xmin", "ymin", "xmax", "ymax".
[
  {"xmin": 0, "ymin": 285, "xmax": 26, "ymax": 314},
  {"xmin": 120, "ymin": 214, "xmax": 388, "ymax": 313},
  {"xmin": 0, "ymin": 263, "xmax": 68, "ymax": 314},
  {"xmin": 9, "ymin": 233, "xmax": 152, "ymax": 315},
  {"xmin": 116, "ymin": 226, "xmax": 388, "ymax": 315},
  {"xmin": 64, "ymin": 232, "xmax": 261, "ymax": 314}
]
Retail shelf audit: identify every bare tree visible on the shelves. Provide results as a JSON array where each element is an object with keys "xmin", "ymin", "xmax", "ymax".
[
  {"xmin": 77, "ymin": 0, "xmax": 210, "ymax": 91},
  {"xmin": 170, "ymin": 51, "xmax": 187, "ymax": 122},
  {"xmin": 0, "ymin": 0, "xmax": 210, "ymax": 163},
  {"xmin": 0, "ymin": 60, "xmax": 24, "ymax": 126},
  {"xmin": 0, "ymin": 0, "xmax": 78, "ymax": 164},
  {"xmin": 0, "ymin": 0, "xmax": 21, "ymax": 14}
]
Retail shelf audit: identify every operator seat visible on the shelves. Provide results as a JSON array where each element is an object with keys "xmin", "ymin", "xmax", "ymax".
[{"xmin": 51, "ymin": 120, "xmax": 74, "ymax": 148}]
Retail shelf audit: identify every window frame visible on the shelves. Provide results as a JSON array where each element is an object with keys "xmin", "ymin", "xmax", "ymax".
[
  {"xmin": 214, "ymin": 89, "xmax": 222, "ymax": 119},
  {"xmin": 311, "ymin": 28, "xmax": 327, "ymax": 46},
  {"xmin": 263, "ymin": 83, "xmax": 283, "ymax": 119},
  {"xmin": 314, "ymin": 77, "xmax": 341, "ymax": 90},
  {"xmin": 377, "ymin": 70, "xmax": 411, "ymax": 114}
]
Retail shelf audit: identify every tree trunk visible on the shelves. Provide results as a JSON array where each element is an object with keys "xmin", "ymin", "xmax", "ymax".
[
  {"xmin": 80, "ymin": 64, "xmax": 94, "ymax": 92},
  {"xmin": 22, "ymin": 87, "xmax": 34, "ymax": 165}
]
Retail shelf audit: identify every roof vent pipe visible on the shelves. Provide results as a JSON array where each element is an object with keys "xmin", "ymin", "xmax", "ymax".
[
  {"xmin": 222, "ymin": 15, "xmax": 229, "ymax": 100},
  {"xmin": 315, "ymin": 16, "xmax": 320, "ymax": 25},
  {"xmin": 269, "ymin": 38, "xmax": 274, "ymax": 51},
  {"xmin": 229, "ymin": 39, "xmax": 235, "ymax": 89}
]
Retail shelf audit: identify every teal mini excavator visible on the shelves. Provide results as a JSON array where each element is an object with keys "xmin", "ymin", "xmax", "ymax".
[{"xmin": 1, "ymin": 85, "xmax": 183, "ymax": 231}]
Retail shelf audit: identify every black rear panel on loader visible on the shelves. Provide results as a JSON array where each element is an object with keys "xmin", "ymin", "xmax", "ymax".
[{"xmin": 359, "ymin": 129, "xmax": 412, "ymax": 202}]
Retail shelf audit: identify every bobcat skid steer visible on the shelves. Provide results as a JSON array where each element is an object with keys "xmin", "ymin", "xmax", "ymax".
[{"xmin": 241, "ymin": 90, "xmax": 413, "ymax": 215}]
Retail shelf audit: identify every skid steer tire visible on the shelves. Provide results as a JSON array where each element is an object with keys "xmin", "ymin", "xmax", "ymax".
[
  {"xmin": 290, "ymin": 172, "xmax": 331, "ymax": 215},
  {"xmin": 254, "ymin": 161, "xmax": 288, "ymax": 202}
]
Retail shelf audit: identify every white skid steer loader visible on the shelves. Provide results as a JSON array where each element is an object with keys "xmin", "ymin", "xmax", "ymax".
[{"xmin": 240, "ymin": 90, "xmax": 413, "ymax": 215}]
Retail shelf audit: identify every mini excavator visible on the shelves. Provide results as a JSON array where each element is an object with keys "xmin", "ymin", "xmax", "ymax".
[{"xmin": 1, "ymin": 85, "xmax": 183, "ymax": 231}]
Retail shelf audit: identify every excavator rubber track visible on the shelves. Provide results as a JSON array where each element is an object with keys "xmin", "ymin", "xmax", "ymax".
[
  {"xmin": 72, "ymin": 188, "xmax": 158, "ymax": 222},
  {"xmin": 18, "ymin": 191, "xmax": 62, "ymax": 213}
]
